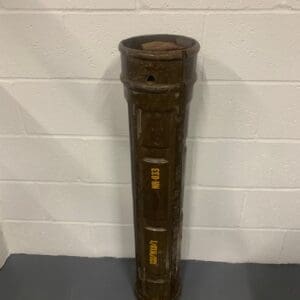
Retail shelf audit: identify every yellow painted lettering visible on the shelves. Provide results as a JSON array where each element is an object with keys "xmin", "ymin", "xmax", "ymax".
[
  {"xmin": 151, "ymin": 168, "xmax": 160, "ymax": 190},
  {"xmin": 149, "ymin": 240, "xmax": 158, "ymax": 265}
]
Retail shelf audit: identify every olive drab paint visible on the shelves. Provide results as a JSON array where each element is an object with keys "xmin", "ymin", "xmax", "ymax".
[{"xmin": 119, "ymin": 35, "xmax": 200, "ymax": 300}]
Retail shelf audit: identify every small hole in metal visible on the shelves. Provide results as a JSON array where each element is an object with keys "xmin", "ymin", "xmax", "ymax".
[{"xmin": 147, "ymin": 75, "xmax": 156, "ymax": 82}]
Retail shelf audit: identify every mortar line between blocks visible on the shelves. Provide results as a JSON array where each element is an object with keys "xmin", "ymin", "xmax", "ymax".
[
  {"xmin": 277, "ymin": 230, "xmax": 288, "ymax": 263},
  {"xmin": 2, "ymin": 220, "xmax": 133, "ymax": 227},
  {"xmin": 0, "ymin": 8, "xmax": 299, "ymax": 14},
  {"xmin": 201, "ymin": 80, "xmax": 300, "ymax": 85},
  {"xmin": 2, "ymin": 220, "xmax": 299, "ymax": 232},
  {"xmin": 188, "ymin": 138, "xmax": 300, "ymax": 143},
  {"xmin": 138, "ymin": 9, "xmax": 300, "ymax": 14},
  {"xmin": 0, "ymin": 78, "xmax": 120, "ymax": 83},
  {"xmin": 0, "ymin": 9, "xmax": 137, "ymax": 14},
  {"xmin": 238, "ymin": 192, "xmax": 248, "ymax": 228},
  {"xmin": 1, "ymin": 134, "xmax": 300, "ymax": 143},
  {"xmin": 0, "ymin": 79, "xmax": 300, "ymax": 85},
  {"xmin": 188, "ymin": 186, "xmax": 300, "ymax": 192},
  {"xmin": 0, "ymin": 180, "xmax": 300, "ymax": 191}
]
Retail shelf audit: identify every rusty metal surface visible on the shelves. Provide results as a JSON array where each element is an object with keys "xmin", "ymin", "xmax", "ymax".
[{"xmin": 120, "ymin": 34, "xmax": 200, "ymax": 300}]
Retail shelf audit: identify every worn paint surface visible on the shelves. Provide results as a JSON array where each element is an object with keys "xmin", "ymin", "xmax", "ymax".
[{"xmin": 120, "ymin": 35, "xmax": 200, "ymax": 300}]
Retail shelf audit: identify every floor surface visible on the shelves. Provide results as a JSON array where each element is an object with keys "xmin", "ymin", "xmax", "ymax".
[{"xmin": 0, "ymin": 255, "xmax": 299, "ymax": 299}]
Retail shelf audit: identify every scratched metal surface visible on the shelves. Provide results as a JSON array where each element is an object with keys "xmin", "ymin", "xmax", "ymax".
[{"xmin": 120, "ymin": 34, "xmax": 200, "ymax": 299}]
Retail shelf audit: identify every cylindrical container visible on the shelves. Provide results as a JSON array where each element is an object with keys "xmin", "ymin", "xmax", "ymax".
[{"xmin": 119, "ymin": 35, "xmax": 200, "ymax": 300}]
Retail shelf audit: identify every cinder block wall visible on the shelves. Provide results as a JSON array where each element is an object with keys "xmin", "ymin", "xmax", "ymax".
[{"xmin": 0, "ymin": 0, "xmax": 299, "ymax": 266}]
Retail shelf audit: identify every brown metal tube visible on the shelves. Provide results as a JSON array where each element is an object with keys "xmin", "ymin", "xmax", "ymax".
[{"xmin": 119, "ymin": 35, "xmax": 200, "ymax": 300}]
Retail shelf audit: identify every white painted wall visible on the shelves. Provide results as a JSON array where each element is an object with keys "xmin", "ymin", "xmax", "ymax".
[
  {"xmin": 0, "ymin": 219, "xmax": 8, "ymax": 268},
  {"xmin": 0, "ymin": 0, "xmax": 300, "ymax": 265}
]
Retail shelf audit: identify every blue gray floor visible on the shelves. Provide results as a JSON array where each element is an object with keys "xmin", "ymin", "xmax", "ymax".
[{"xmin": 0, "ymin": 255, "xmax": 299, "ymax": 299}]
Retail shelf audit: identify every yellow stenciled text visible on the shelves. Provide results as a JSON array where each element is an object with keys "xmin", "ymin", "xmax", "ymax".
[
  {"xmin": 151, "ymin": 168, "xmax": 160, "ymax": 190},
  {"xmin": 149, "ymin": 240, "xmax": 158, "ymax": 265}
]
